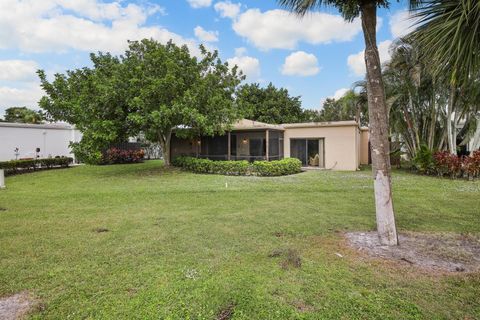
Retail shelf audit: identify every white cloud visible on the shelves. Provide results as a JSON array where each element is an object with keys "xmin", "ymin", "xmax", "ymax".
[
  {"xmin": 234, "ymin": 47, "xmax": 247, "ymax": 57},
  {"xmin": 194, "ymin": 26, "xmax": 219, "ymax": 42},
  {"xmin": 318, "ymin": 87, "xmax": 350, "ymax": 107},
  {"xmin": 281, "ymin": 51, "xmax": 320, "ymax": 76},
  {"xmin": 0, "ymin": 60, "xmax": 39, "ymax": 81},
  {"xmin": 187, "ymin": 0, "xmax": 212, "ymax": 8},
  {"xmin": 0, "ymin": 0, "xmax": 197, "ymax": 55},
  {"xmin": 227, "ymin": 48, "xmax": 260, "ymax": 80},
  {"xmin": 390, "ymin": 10, "xmax": 418, "ymax": 39},
  {"xmin": 0, "ymin": 82, "xmax": 44, "ymax": 113},
  {"xmin": 332, "ymin": 88, "xmax": 349, "ymax": 100},
  {"xmin": 233, "ymin": 9, "xmax": 362, "ymax": 50},
  {"xmin": 55, "ymin": 0, "xmax": 165, "ymax": 21},
  {"xmin": 214, "ymin": 1, "xmax": 241, "ymax": 19},
  {"xmin": 347, "ymin": 40, "xmax": 393, "ymax": 76}
]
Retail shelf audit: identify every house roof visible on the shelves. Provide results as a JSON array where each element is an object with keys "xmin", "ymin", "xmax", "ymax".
[
  {"xmin": 281, "ymin": 120, "xmax": 359, "ymax": 129},
  {"xmin": 232, "ymin": 119, "xmax": 284, "ymax": 131},
  {"xmin": 0, "ymin": 121, "xmax": 76, "ymax": 130},
  {"xmin": 231, "ymin": 119, "xmax": 361, "ymax": 131}
]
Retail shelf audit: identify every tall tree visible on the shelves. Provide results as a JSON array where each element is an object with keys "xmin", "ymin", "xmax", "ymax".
[
  {"xmin": 124, "ymin": 40, "xmax": 244, "ymax": 165},
  {"xmin": 315, "ymin": 90, "xmax": 368, "ymax": 125},
  {"xmin": 412, "ymin": 0, "xmax": 480, "ymax": 154},
  {"xmin": 236, "ymin": 83, "xmax": 304, "ymax": 124},
  {"xmin": 39, "ymin": 52, "xmax": 137, "ymax": 163},
  {"xmin": 277, "ymin": 0, "xmax": 423, "ymax": 245},
  {"xmin": 40, "ymin": 40, "xmax": 243, "ymax": 165},
  {"xmin": 3, "ymin": 107, "xmax": 44, "ymax": 124}
]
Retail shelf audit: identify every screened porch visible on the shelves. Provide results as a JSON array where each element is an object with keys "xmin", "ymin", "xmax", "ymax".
[{"xmin": 170, "ymin": 129, "xmax": 284, "ymax": 162}]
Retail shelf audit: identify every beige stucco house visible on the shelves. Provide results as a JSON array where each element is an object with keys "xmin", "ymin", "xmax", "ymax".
[{"xmin": 170, "ymin": 119, "xmax": 370, "ymax": 171}]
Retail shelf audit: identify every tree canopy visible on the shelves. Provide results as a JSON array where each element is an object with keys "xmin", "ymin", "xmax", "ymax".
[
  {"xmin": 236, "ymin": 83, "xmax": 304, "ymax": 124},
  {"xmin": 307, "ymin": 90, "xmax": 368, "ymax": 125},
  {"xmin": 38, "ymin": 39, "xmax": 244, "ymax": 164},
  {"xmin": 1, "ymin": 107, "xmax": 44, "ymax": 124}
]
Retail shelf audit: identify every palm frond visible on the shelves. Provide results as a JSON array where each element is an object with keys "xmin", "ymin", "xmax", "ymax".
[
  {"xmin": 277, "ymin": 0, "xmax": 325, "ymax": 15},
  {"xmin": 411, "ymin": 0, "xmax": 480, "ymax": 85}
]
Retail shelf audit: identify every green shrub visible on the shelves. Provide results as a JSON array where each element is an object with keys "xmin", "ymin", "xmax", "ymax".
[
  {"xmin": 412, "ymin": 145, "xmax": 435, "ymax": 174},
  {"xmin": 173, "ymin": 156, "xmax": 301, "ymax": 176},
  {"xmin": 252, "ymin": 158, "xmax": 302, "ymax": 176},
  {"xmin": 70, "ymin": 141, "xmax": 103, "ymax": 165},
  {"xmin": 0, "ymin": 157, "xmax": 73, "ymax": 175}
]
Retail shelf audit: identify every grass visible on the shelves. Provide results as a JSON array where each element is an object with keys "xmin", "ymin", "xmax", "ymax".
[{"xmin": 0, "ymin": 160, "xmax": 479, "ymax": 319}]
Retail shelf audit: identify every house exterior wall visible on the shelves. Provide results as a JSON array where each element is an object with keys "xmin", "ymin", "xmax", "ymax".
[
  {"xmin": 169, "ymin": 121, "xmax": 367, "ymax": 171},
  {"xmin": 0, "ymin": 123, "xmax": 82, "ymax": 161},
  {"xmin": 360, "ymin": 128, "xmax": 370, "ymax": 165},
  {"xmin": 283, "ymin": 125, "xmax": 359, "ymax": 170}
]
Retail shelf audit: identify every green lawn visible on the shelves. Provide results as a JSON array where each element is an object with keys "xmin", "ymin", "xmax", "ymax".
[{"xmin": 1, "ymin": 161, "xmax": 479, "ymax": 319}]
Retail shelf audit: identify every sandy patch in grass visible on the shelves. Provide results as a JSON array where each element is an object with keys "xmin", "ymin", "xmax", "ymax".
[
  {"xmin": 345, "ymin": 232, "xmax": 480, "ymax": 273},
  {"xmin": 0, "ymin": 292, "xmax": 35, "ymax": 320}
]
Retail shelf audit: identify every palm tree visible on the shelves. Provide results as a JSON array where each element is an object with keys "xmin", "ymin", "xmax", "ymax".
[
  {"xmin": 412, "ymin": 0, "xmax": 480, "ymax": 154},
  {"xmin": 277, "ymin": 1, "xmax": 423, "ymax": 246},
  {"xmin": 412, "ymin": 0, "xmax": 480, "ymax": 87}
]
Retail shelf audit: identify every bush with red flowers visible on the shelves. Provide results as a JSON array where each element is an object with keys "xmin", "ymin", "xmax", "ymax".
[
  {"xmin": 462, "ymin": 150, "xmax": 480, "ymax": 179},
  {"xmin": 103, "ymin": 148, "xmax": 145, "ymax": 164},
  {"xmin": 432, "ymin": 150, "xmax": 480, "ymax": 179}
]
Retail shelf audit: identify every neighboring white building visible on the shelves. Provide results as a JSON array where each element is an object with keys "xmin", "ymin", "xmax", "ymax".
[{"xmin": 0, "ymin": 122, "xmax": 82, "ymax": 161}]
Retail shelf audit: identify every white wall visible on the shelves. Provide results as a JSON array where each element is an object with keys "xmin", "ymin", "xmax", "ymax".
[{"xmin": 0, "ymin": 122, "xmax": 82, "ymax": 161}]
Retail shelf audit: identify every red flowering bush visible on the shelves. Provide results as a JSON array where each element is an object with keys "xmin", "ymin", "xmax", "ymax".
[
  {"xmin": 433, "ymin": 151, "xmax": 450, "ymax": 176},
  {"xmin": 433, "ymin": 150, "xmax": 480, "ymax": 179},
  {"xmin": 463, "ymin": 150, "xmax": 480, "ymax": 179},
  {"xmin": 104, "ymin": 148, "xmax": 145, "ymax": 164}
]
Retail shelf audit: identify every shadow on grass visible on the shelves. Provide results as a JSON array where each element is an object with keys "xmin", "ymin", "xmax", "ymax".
[{"xmin": 83, "ymin": 160, "xmax": 185, "ymax": 179}]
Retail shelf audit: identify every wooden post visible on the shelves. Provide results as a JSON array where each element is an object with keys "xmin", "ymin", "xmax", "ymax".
[
  {"xmin": 265, "ymin": 130, "xmax": 269, "ymax": 161},
  {"xmin": 227, "ymin": 131, "xmax": 231, "ymax": 160}
]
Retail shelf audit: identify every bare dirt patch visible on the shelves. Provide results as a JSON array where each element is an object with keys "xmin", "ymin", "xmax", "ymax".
[
  {"xmin": 0, "ymin": 292, "xmax": 35, "ymax": 320},
  {"xmin": 92, "ymin": 227, "xmax": 109, "ymax": 233},
  {"xmin": 281, "ymin": 249, "xmax": 302, "ymax": 270},
  {"xmin": 216, "ymin": 302, "xmax": 235, "ymax": 320},
  {"xmin": 267, "ymin": 248, "xmax": 302, "ymax": 269},
  {"xmin": 346, "ymin": 232, "xmax": 480, "ymax": 273}
]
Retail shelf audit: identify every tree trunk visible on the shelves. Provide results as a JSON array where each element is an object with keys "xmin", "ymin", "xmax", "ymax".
[
  {"xmin": 447, "ymin": 85, "xmax": 456, "ymax": 154},
  {"xmin": 360, "ymin": 2, "xmax": 398, "ymax": 246},
  {"xmin": 471, "ymin": 117, "xmax": 480, "ymax": 151},
  {"xmin": 408, "ymin": 92, "xmax": 421, "ymax": 153},
  {"xmin": 159, "ymin": 130, "xmax": 172, "ymax": 166},
  {"xmin": 427, "ymin": 91, "xmax": 436, "ymax": 150}
]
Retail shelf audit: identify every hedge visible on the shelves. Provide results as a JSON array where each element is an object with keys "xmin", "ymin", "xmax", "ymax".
[
  {"xmin": 252, "ymin": 158, "xmax": 303, "ymax": 176},
  {"xmin": 0, "ymin": 157, "xmax": 73, "ymax": 175},
  {"xmin": 172, "ymin": 156, "xmax": 302, "ymax": 176}
]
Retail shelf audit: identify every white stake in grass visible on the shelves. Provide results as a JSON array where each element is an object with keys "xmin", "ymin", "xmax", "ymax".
[{"xmin": 0, "ymin": 169, "xmax": 5, "ymax": 189}]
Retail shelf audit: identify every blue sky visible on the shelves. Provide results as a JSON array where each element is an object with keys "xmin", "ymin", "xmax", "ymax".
[{"xmin": 0, "ymin": 0, "xmax": 416, "ymax": 115}]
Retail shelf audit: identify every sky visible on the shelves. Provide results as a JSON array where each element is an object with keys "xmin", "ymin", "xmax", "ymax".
[{"xmin": 0, "ymin": 0, "xmax": 418, "ymax": 115}]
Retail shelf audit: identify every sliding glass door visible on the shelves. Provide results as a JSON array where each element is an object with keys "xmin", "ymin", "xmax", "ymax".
[
  {"xmin": 290, "ymin": 138, "xmax": 324, "ymax": 168},
  {"xmin": 290, "ymin": 139, "xmax": 307, "ymax": 165}
]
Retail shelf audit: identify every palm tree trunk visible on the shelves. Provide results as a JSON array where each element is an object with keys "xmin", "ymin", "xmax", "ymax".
[
  {"xmin": 360, "ymin": 2, "xmax": 398, "ymax": 246},
  {"xmin": 472, "ymin": 117, "xmax": 480, "ymax": 151},
  {"xmin": 427, "ymin": 91, "xmax": 436, "ymax": 149},
  {"xmin": 447, "ymin": 85, "xmax": 456, "ymax": 154}
]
